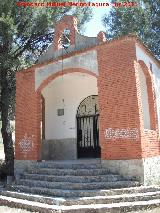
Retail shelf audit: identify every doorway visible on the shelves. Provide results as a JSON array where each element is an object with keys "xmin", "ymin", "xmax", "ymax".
[{"xmin": 77, "ymin": 95, "xmax": 100, "ymax": 158}]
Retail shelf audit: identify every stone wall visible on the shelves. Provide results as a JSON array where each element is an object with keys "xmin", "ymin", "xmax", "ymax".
[
  {"xmin": 102, "ymin": 156, "xmax": 160, "ymax": 185},
  {"xmin": 143, "ymin": 156, "xmax": 160, "ymax": 185},
  {"xmin": 102, "ymin": 159, "xmax": 144, "ymax": 183},
  {"xmin": 14, "ymin": 160, "xmax": 35, "ymax": 177},
  {"xmin": 41, "ymin": 139, "xmax": 77, "ymax": 160}
]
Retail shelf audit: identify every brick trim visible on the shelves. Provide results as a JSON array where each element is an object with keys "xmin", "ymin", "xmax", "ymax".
[
  {"xmin": 17, "ymin": 35, "xmax": 159, "ymax": 76},
  {"xmin": 36, "ymin": 68, "xmax": 98, "ymax": 93},
  {"xmin": 135, "ymin": 60, "xmax": 159, "ymax": 158},
  {"xmin": 138, "ymin": 60, "xmax": 158, "ymax": 131}
]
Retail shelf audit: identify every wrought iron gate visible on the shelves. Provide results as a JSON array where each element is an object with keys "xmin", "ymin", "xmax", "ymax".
[{"xmin": 77, "ymin": 114, "xmax": 100, "ymax": 158}]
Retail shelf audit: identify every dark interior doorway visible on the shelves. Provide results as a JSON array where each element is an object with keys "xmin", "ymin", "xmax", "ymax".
[{"xmin": 76, "ymin": 95, "xmax": 101, "ymax": 158}]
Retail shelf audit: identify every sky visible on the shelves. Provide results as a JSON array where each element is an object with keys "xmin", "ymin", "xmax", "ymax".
[{"xmin": 84, "ymin": 1, "xmax": 111, "ymax": 36}]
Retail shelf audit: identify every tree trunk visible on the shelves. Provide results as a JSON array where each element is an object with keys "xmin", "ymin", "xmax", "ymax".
[{"xmin": 1, "ymin": 70, "xmax": 14, "ymax": 176}]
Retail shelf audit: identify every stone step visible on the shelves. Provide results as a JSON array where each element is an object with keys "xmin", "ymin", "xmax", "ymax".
[
  {"xmin": 69, "ymin": 191, "xmax": 160, "ymax": 206},
  {"xmin": 10, "ymin": 185, "xmax": 158, "ymax": 198},
  {"xmin": 22, "ymin": 173, "xmax": 125, "ymax": 183},
  {"xmin": 34, "ymin": 162, "xmax": 102, "ymax": 169},
  {"xmin": 1, "ymin": 190, "xmax": 62, "ymax": 205},
  {"xmin": 1, "ymin": 193, "xmax": 160, "ymax": 213},
  {"xmin": 1, "ymin": 188, "xmax": 160, "ymax": 206},
  {"xmin": 39, "ymin": 159, "xmax": 101, "ymax": 165},
  {"xmin": 17, "ymin": 179, "xmax": 139, "ymax": 190},
  {"xmin": 27, "ymin": 168, "xmax": 111, "ymax": 176},
  {"xmin": 10, "ymin": 181, "xmax": 140, "ymax": 197},
  {"xmin": 0, "ymin": 195, "xmax": 58, "ymax": 213}
]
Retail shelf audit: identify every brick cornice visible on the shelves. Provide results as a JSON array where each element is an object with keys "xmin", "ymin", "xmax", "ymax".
[{"xmin": 18, "ymin": 34, "xmax": 160, "ymax": 74}]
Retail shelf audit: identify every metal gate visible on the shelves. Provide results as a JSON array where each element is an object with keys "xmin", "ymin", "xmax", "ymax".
[{"xmin": 77, "ymin": 114, "xmax": 100, "ymax": 158}]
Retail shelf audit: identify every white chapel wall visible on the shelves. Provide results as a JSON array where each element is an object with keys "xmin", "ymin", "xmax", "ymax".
[
  {"xmin": 41, "ymin": 72, "xmax": 98, "ymax": 140},
  {"xmin": 35, "ymin": 50, "xmax": 98, "ymax": 90}
]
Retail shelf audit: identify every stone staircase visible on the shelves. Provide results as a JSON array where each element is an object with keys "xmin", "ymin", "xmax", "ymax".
[{"xmin": 0, "ymin": 160, "xmax": 160, "ymax": 212}]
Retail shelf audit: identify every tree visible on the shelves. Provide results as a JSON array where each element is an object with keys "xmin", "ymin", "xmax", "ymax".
[
  {"xmin": 102, "ymin": 0, "xmax": 160, "ymax": 59},
  {"xmin": 0, "ymin": 0, "xmax": 92, "ymax": 175}
]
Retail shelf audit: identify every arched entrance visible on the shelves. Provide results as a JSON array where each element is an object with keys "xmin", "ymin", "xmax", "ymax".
[
  {"xmin": 40, "ymin": 72, "xmax": 98, "ymax": 160},
  {"xmin": 77, "ymin": 95, "xmax": 101, "ymax": 158}
]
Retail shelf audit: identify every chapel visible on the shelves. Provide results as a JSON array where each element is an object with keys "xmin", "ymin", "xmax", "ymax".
[{"xmin": 15, "ymin": 15, "xmax": 160, "ymax": 185}]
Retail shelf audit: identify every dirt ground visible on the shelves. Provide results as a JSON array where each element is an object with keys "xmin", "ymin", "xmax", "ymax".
[
  {"xmin": 131, "ymin": 208, "xmax": 160, "ymax": 213},
  {"xmin": 0, "ymin": 206, "xmax": 160, "ymax": 213}
]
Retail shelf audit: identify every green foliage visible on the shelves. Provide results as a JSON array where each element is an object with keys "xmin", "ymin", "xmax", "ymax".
[
  {"xmin": 103, "ymin": 0, "xmax": 160, "ymax": 59},
  {"xmin": 0, "ymin": 0, "xmax": 93, "ymax": 69}
]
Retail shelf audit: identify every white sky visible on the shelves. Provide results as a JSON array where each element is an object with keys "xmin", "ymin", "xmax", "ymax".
[{"xmin": 83, "ymin": 0, "xmax": 111, "ymax": 36}]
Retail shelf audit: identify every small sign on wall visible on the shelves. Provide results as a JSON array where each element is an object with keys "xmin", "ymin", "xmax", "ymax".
[{"xmin": 57, "ymin": 109, "xmax": 64, "ymax": 116}]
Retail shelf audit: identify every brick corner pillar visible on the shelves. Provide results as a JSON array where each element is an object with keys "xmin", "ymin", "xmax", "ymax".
[
  {"xmin": 97, "ymin": 38, "xmax": 145, "ymax": 182},
  {"xmin": 97, "ymin": 38, "xmax": 142, "ymax": 160},
  {"xmin": 15, "ymin": 68, "xmax": 41, "ymax": 164}
]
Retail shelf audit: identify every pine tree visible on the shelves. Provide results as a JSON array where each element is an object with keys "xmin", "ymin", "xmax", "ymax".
[{"xmin": 103, "ymin": 0, "xmax": 160, "ymax": 59}]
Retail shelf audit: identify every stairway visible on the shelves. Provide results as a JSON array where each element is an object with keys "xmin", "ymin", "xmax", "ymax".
[
  {"xmin": 1, "ymin": 160, "xmax": 160, "ymax": 212},
  {"xmin": 11, "ymin": 159, "xmax": 139, "ymax": 197}
]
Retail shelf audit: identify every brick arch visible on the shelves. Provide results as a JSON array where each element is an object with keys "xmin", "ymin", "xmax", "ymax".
[
  {"xmin": 36, "ymin": 68, "xmax": 98, "ymax": 94},
  {"xmin": 138, "ymin": 60, "xmax": 152, "ymax": 79},
  {"xmin": 36, "ymin": 68, "xmax": 98, "ymax": 155},
  {"xmin": 138, "ymin": 60, "xmax": 157, "ymax": 130}
]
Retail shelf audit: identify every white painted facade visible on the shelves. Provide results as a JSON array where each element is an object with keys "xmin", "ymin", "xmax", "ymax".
[
  {"xmin": 136, "ymin": 44, "xmax": 160, "ymax": 130},
  {"xmin": 42, "ymin": 72, "xmax": 98, "ymax": 140},
  {"xmin": 138, "ymin": 66, "xmax": 151, "ymax": 129},
  {"xmin": 35, "ymin": 50, "xmax": 98, "ymax": 90}
]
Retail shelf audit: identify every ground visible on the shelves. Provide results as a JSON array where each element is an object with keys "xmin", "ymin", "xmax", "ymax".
[
  {"xmin": 0, "ymin": 206, "xmax": 160, "ymax": 213},
  {"xmin": 0, "ymin": 206, "xmax": 37, "ymax": 213},
  {"xmin": 133, "ymin": 208, "xmax": 160, "ymax": 213}
]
